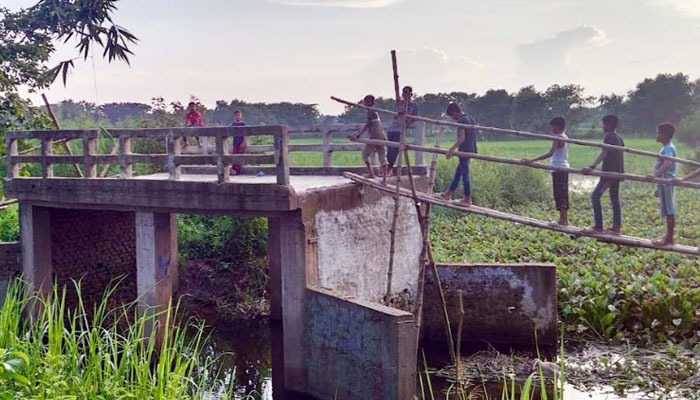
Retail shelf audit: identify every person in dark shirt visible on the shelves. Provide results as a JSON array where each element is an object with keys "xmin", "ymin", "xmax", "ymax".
[
  {"xmin": 582, "ymin": 115, "xmax": 625, "ymax": 235},
  {"xmin": 386, "ymin": 86, "xmax": 419, "ymax": 176},
  {"xmin": 349, "ymin": 95, "xmax": 388, "ymax": 185},
  {"xmin": 230, "ymin": 110, "xmax": 246, "ymax": 175},
  {"xmin": 439, "ymin": 102, "xmax": 477, "ymax": 206}
]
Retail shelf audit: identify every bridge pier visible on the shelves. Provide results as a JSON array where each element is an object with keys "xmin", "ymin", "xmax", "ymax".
[
  {"xmin": 20, "ymin": 205, "xmax": 52, "ymax": 304},
  {"xmin": 135, "ymin": 212, "xmax": 178, "ymax": 335}
]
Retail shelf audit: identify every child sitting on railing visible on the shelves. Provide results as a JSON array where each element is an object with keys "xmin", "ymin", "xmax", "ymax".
[
  {"xmin": 349, "ymin": 95, "xmax": 388, "ymax": 185},
  {"xmin": 522, "ymin": 117, "xmax": 569, "ymax": 226},
  {"xmin": 648, "ymin": 122, "xmax": 677, "ymax": 246}
]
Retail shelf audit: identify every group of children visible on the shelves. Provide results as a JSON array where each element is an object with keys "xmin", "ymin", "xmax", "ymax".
[
  {"xmin": 186, "ymin": 96, "xmax": 686, "ymax": 246},
  {"xmin": 184, "ymin": 101, "xmax": 248, "ymax": 175},
  {"xmin": 523, "ymin": 116, "xmax": 680, "ymax": 246},
  {"xmin": 349, "ymin": 91, "xmax": 685, "ymax": 246}
]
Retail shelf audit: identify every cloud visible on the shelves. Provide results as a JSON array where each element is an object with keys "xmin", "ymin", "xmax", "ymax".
[
  {"xmin": 358, "ymin": 47, "xmax": 500, "ymax": 96},
  {"xmin": 514, "ymin": 25, "xmax": 608, "ymax": 87},
  {"xmin": 649, "ymin": 0, "xmax": 700, "ymax": 18},
  {"xmin": 267, "ymin": 0, "xmax": 404, "ymax": 8}
]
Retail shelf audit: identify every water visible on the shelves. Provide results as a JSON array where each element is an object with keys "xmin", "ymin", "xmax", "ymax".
[{"xmin": 201, "ymin": 318, "xmax": 656, "ymax": 399}]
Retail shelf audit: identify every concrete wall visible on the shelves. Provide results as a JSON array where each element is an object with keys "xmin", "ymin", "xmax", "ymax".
[
  {"xmin": 50, "ymin": 209, "xmax": 137, "ymax": 305},
  {"xmin": 304, "ymin": 287, "xmax": 416, "ymax": 400},
  {"xmin": 314, "ymin": 192, "xmax": 422, "ymax": 308},
  {"xmin": 422, "ymin": 263, "xmax": 557, "ymax": 356}
]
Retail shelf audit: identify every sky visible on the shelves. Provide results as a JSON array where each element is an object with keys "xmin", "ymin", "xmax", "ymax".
[{"xmin": 6, "ymin": 0, "xmax": 700, "ymax": 114}]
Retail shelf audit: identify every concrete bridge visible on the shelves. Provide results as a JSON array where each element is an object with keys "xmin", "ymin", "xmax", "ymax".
[{"xmin": 2, "ymin": 124, "xmax": 556, "ymax": 399}]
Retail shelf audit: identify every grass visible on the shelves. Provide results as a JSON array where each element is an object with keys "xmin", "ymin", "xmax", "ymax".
[{"xmin": 0, "ymin": 278, "xmax": 249, "ymax": 400}]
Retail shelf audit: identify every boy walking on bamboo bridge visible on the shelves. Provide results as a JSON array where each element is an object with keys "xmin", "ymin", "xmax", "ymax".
[
  {"xmin": 230, "ymin": 110, "xmax": 247, "ymax": 175},
  {"xmin": 523, "ymin": 117, "xmax": 569, "ymax": 226},
  {"xmin": 648, "ymin": 122, "xmax": 677, "ymax": 246},
  {"xmin": 439, "ymin": 103, "xmax": 477, "ymax": 206},
  {"xmin": 349, "ymin": 95, "xmax": 388, "ymax": 184},
  {"xmin": 386, "ymin": 85, "xmax": 419, "ymax": 177},
  {"xmin": 583, "ymin": 115, "xmax": 625, "ymax": 235}
]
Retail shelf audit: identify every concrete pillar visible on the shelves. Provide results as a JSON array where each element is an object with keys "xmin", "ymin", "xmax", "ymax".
[
  {"xmin": 268, "ymin": 211, "xmax": 307, "ymax": 394},
  {"xmin": 135, "ymin": 212, "xmax": 177, "ymax": 335},
  {"xmin": 20, "ymin": 204, "xmax": 52, "ymax": 300}
]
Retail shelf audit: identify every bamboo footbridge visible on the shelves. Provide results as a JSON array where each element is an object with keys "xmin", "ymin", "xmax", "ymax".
[{"xmin": 331, "ymin": 52, "xmax": 700, "ymax": 258}]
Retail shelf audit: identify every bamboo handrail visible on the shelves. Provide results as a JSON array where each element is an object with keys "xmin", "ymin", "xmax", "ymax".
[
  {"xmin": 344, "ymin": 172, "xmax": 700, "ymax": 256},
  {"xmin": 331, "ymin": 95, "xmax": 700, "ymax": 170},
  {"xmin": 354, "ymin": 137, "xmax": 700, "ymax": 191}
]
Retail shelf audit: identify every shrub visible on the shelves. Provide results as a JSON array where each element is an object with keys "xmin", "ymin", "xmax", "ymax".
[
  {"xmin": 434, "ymin": 159, "xmax": 549, "ymax": 208},
  {"xmin": 177, "ymin": 215, "xmax": 268, "ymax": 262},
  {"xmin": 0, "ymin": 204, "xmax": 18, "ymax": 242},
  {"xmin": 676, "ymin": 111, "xmax": 700, "ymax": 147}
]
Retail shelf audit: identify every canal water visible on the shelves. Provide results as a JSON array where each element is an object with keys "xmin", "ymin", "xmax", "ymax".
[{"xmin": 202, "ymin": 318, "xmax": 666, "ymax": 400}]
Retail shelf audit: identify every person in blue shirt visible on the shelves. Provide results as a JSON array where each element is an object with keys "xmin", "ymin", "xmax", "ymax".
[
  {"xmin": 647, "ymin": 122, "xmax": 677, "ymax": 246},
  {"xmin": 439, "ymin": 103, "xmax": 477, "ymax": 206},
  {"xmin": 230, "ymin": 110, "xmax": 247, "ymax": 175}
]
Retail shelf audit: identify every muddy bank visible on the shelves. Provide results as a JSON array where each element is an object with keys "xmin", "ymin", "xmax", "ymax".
[{"xmin": 176, "ymin": 258, "xmax": 269, "ymax": 325}]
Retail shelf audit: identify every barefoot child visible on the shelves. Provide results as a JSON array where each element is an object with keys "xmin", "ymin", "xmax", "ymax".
[
  {"xmin": 349, "ymin": 95, "xmax": 388, "ymax": 185},
  {"xmin": 230, "ymin": 110, "xmax": 246, "ymax": 175},
  {"xmin": 648, "ymin": 122, "xmax": 677, "ymax": 246},
  {"xmin": 582, "ymin": 115, "xmax": 625, "ymax": 235},
  {"xmin": 523, "ymin": 117, "xmax": 569, "ymax": 226},
  {"xmin": 184, "ymin": 102, "xmax": 203, "ymax": 148},
  {"xmin": 439, "ymin": 103, "xmax": 477, "ymax": 206}
]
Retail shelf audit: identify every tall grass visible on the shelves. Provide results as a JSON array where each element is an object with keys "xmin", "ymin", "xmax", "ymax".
[{"xmin": 0, "ymin": 279, "xmax": 240, "ymax": 399}]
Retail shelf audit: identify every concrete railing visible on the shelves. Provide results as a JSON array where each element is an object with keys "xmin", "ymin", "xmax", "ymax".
[
  {"xmin": 6, "ymin": 125, "xmax": 291, "ymax": 185},
  {"xmin": 4, "ymin": 122, "xmax": 428, "ymax": 185}
]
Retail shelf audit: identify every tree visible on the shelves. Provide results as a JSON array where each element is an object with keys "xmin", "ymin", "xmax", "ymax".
[
  {"xmin": 466, "ymin": 89, "xmax": 513, "ymax": 129},
  {"xmin": 623, "ymin": 73, "xmax": 696, "ymax": 134},
  {"xmin": 100, "ymin": 102, "xmax": 151, "ymax": 123},
  {"xmin": 543, "ymin": 84, "xmax": 594, "ymax": 127},
  {"xmin": 511, "ymin": 86, "xmax": 548, "ymax": 133}
]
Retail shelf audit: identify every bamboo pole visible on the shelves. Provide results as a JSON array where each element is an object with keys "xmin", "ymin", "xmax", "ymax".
[
  {"xmin": 455, "ymin": 290, "xmax": 465, "ymax": 392},
  {"xmin": 384, "ymin": 50, "xmax": 407, "ymax": 305},
  {"xmin": 413, "ymin": 132, "xmax": 444, "ymax": 350},
  {"xmin": 331, "ymin": 95, "xmax": 700, "ymax": 170},
  {"xmin": 42, "ymin": 94, "xmax": 84, "ymax": 177},
  {"xmin": 354, "ymin": 137, "xmax": 700, "ymax": 191},
  {"xmin": 344, "ymin": 172, "xmax": 700, "ymax": 256}
]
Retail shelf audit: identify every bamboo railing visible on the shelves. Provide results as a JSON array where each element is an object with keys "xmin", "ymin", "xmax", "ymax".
[{"xmin": 331, "ymin": 96, "xmax": 700, "ymax": 171}]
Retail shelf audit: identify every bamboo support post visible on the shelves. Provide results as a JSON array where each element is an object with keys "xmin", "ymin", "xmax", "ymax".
[
  {"xmin": 42, "ymin": 93, "xmax": 83, "ymax": 177},
  {"xmin": 455, "ymin": 290, "xmax": 465, "ymax": 391},
  {"xmin": 385, "ymin": 50, "xmax": 406, "ymax": 305},
  {"xmin": 330, "ymin": 95, "xmax": 700, "ymax": 170}
]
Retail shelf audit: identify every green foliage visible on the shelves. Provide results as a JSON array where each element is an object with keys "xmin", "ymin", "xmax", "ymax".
[
  {"xmin": 0, "ymin": 204, "xmax": 18, "ymax": 242},
  {"xmin": 177, "ymin": 215, "xmax": 268, "ymax": 262},
  {"xmin": 0, "ymin": 279, "xmax": 239, "ymax": 399},
  {"xmin": 434, "ymin": 160, "xmax": 549, "ymax": 208},
  {"xmin": 676, "ymin": 111, "xmax": 700, "ymax": 147}
]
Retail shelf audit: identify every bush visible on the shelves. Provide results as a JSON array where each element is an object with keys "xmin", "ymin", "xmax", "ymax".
[
  {"xmin": 0, "ymin": 204, "xmax": 18, "ymax": 242},
  {"xmin": 676, "ymin": 111, "xmax": 700, "ymax": 147},
  {"xmin": 177, "ymin": 215, "xmax": 268, "ymax": 262},
  {"xmin": 434, "ymin": 159, "xmax": 549, "ymax": 208}
]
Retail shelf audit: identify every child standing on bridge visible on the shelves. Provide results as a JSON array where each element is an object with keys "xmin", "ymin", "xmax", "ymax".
[
  {"xmin": 386, "ymin": 85, "xmax": 419, "ymax": 177},
  {"xmin": 648, "ymin": 122, "xmax": 677, "ymax": 246},
  {"xmin": 184, "ymin": 101, "xmax": 203, "ymax": 149},
  {"xmin": 230, "ymin": 110, "xmax": 247, "ymax": 175},
  {"xmin": 582, "ymin": 115, "xmax": 625, "ymax": 235},
  {"xmin": 349, "ymin": 95, "xmax": 388, "ymax": 185},
  {"xmin": 439, "ymin": 103, "xmax": 477, "ymax": 206},
  {"xmin": 523, "ymin": 117, "xmax": 569, "ymax": 226}
]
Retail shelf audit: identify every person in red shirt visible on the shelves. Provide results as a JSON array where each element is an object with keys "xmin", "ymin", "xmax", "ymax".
[{"xmin": 184, "ymin": 102, "xmax": 203, "ymax": 148}]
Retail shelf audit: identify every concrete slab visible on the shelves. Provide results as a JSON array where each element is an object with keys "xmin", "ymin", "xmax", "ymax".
[{"xmin": 134, "ymin": 173, "xmax": 351, "ymax": 193}]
